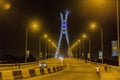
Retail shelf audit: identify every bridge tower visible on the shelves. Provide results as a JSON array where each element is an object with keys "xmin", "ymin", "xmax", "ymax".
[{"xmin": 55, "ymin": 11, "xmax": 70, "ymax": 58}]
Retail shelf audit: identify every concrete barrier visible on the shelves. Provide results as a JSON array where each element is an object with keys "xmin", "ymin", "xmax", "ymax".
[
  {"xmin": 0, "ymin": 65, "xmax": 66, "ymax": 80},
  {"xmin": 1, "ymin": 71, "xmax": 14, "ymax": 80},
  {"xmin": 13, "ymin": 70, "xmax": 23, "ymax": 79},
  {"xmin": 49, "ymin": 67, "xmax": 54, "ymax": 73},
  {"xmin": 22, "ymin": 69, "xmax": 30, "ymax": 78},
  {"xmin": 34, "ymin": 68, "xmax": 41, "ymax": 76},
  {"xmin": 0, "ymin": 58, "xmax": 63, "ymax": 71}
]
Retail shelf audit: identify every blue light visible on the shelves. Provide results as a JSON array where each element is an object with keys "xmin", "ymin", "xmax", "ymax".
[{"xmin": 63, "ymin": 26, "xmax": 66, "ymax": 28}]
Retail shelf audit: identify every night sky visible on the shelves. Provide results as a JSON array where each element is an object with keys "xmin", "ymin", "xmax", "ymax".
[{"xmin": 0, "ymin": 0, "xmax": 119, "ymax": 59}]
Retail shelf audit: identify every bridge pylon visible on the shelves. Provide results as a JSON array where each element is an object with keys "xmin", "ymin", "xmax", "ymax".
[{"xmin": 55, "ymin": 11, "xmax": 70, "ymax": 58}]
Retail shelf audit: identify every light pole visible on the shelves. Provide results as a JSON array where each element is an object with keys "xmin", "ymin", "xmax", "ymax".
[
  {"xmin": 39, "ymin": 36, "xmax": 42, "ymax": 60},
  {"xmin": 82, "ymin": 41, "xmax": 84, "ymax": 59},
  {"xmin": 78, "ymin": 40, "xmax": 82, "ymax": 58},
  {"xmin": 89, "ymin": 37, "xmax": 91, "ymax": 60},
  {"xmin": 44, "ymin": 34, "xmax": 48, "ymax": 59},
  {"xmin": 72, "ymin": 44, "xmax": 76, "ymax": 58},
  {"xmin": 25, "ymin": 21, "xmax": 39, "ymax": 63},
  {"xmin": 116, "ymin": 0, "xmax": 120, "ymax": 66},
  {"xmin": 83, "ymin": 34, "xmax": 91, "ymax": 60},
  {"xmin": 48, "ymin": 39, "xmax": 51, "ymax": 58},
  {"xmin": 46, "ymin": 41, "xmax": 48, "ymax": 58},
  {"xmin": 77, "ymin": 40, "xmax": 81, "ymax": 58},
  {"xmin": 51, "ymin": 42, "xmax": 57, "ymax": 57},
  {"xmin": 51, "ymin": 42, "xmax": 54, "ymax": 57},
  {"xmin": 101, "ymin": 27, "xmax": 104, "ymax": 64},
  {"xmin": 25, "ymin": 28, "xmax": 28, "ymax": 63},
  {"xmin": 75, "ymin": 42, "xmax": 78, "ymax": 58},
  {"xmin": 91, "ymin": 24, "xmax": 104, "ymax": 64},
  {"xmin": 82, "ymin": 34, "xmax": 87, "ymax": 59}
]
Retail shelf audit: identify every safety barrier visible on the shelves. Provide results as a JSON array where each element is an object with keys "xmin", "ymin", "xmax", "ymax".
[
  {"xmin": 0, "ymin": 65, "xmax": 66, "ymax": 80},
  {"xmin": 0, "ymin": 58, "xmax": 63, "ymax": 71}
]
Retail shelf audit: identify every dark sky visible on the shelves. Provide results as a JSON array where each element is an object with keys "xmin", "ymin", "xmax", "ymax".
[{"xmin": 0, "ymin": 0, "xmax": 119, "ymax": 59}]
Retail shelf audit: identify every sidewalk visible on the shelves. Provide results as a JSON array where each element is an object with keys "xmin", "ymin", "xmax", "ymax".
[
  {"xmin": 86, "ymin": 62, "xmax": 120, "ymax": 80},
  {"xmin": 101, "ymin": 70, "xmax": 116, "ymax": 80}
]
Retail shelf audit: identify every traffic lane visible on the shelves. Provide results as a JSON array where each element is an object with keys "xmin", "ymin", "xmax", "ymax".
[{"xmin": 24, "ymin": 62, "xmax": 98, "ymax": 80}]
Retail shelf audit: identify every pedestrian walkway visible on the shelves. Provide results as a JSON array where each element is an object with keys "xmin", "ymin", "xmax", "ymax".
[
  {"xmin": 101, "ymin": 71, "xmax": 116, "ymax": 80},
  {"xmin": 85, "ymin": 60, "xmax": 120, "ymax": 80}
]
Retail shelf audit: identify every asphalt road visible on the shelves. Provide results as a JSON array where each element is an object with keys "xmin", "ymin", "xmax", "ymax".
[{"xmin": 24, "ymin": 59, "xmax": 100, "ymax": 80}]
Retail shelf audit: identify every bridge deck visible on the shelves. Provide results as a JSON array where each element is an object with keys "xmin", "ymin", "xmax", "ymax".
[{"xmin": 24, "ymin": 58, "xmax": 120, "ymax": 80}]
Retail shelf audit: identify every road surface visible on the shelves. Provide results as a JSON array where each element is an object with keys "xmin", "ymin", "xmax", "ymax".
[{"xmin": 24, "ymin": 59, "xmax": 100, "ymax": 80}]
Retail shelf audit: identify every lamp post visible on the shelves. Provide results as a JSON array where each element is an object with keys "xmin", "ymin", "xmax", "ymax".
[
  {"xmin": 46, "ymin": 40, "xmax": 48, "ymax": 58},
  {"xmin": 116, "ymin": 0, "xmax": 120, "ymax": 66},
  {"xmin": 82, "ymin": 34, "xmax": 87, "ymax": 59},
  {"xmin": 101, "ymin": 28, "xmax": 104, "ymax": 64},
  {"xmin": 44, "ymin": 34, "xmax": 48, "ymax": 59},
  {"xmin": 51, "ymin": 42, "xmax": 54, "ymax": 57},
  {"xmin": 25, "ymin": 28, "xmax": 28, "ymax": 63},
  {"xmin": 91, "ymin": 24, "xmax": 104, "ymax": 64},
  {"xmin": 89, "ymin": 37, "xmax": 91, "ymax": 60},
  {"xmin": 51, "ymin": 42, "xmax": 56, "ymax": 57},
  {"xmin": 48, "ymin": 39, "xmax": 51, "ymax": 58},
  {"xmin": 74, "ymin": 44, "xmax": 77, "ymax": 56},
  {"xmin": 77, "ymin": 40, "xmax": 81, "ymax": 58},
  {"xmin": 72, "ymin": 44, "xmax": 76, "ymax": 58},
  {"xmin": 75, "ymin": 42, "xmax": 78, "ymax": 58},
  {"xmin": 78, "ymin": 40, "xmax": 82, "ymax": 58},
  {"xmin": 39, "ymin": 36, "xmax": 42, "ymax": 60},
  {"xmin": 25, "ymin": 22, "xmax": 39, "ymax": 63},
  {"xmin": 83, "ymin": 34, "xmax": 91, "ymax": 60}
]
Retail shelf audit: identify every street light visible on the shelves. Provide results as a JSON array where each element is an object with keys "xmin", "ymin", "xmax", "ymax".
[
  {"xmin": 51, "ymin": 42, "xmax": 57, "ymax": 57},
  {"xmin": 38, "ymin": 36, "xmax": 42, "ymax": 60},
  {"xmin": 77, "ymin": 39, "xmax": 81, "ymax": 58},
  {"xmin": 51, "ymin": 42, "xmax": 55, "ymax": 57},
  {"xmin": 116, "ymin": 0, "xmax": 120, "ymax": 66},
  {"xmin": 81, "ymin": 35, "xmax": 86, "ymax": 59},
  {"xmin": 78, "ymin": 40, "xmax": 81, "ymax": 43},
  {"xmin": 82, "ymin": 34, "xmax": 91, "ymax": 60},
  {"xmin": 39, "ymin": 33, "xmax": 49, "ymax": 59},
  {"xmin": 3, "ymin": 2, "xmax": 11, "ymax": 10},
  {"xmin": 50, "ymin": 41, "xmax": 54, "ymax": 58},
  {"xmin": 48, "ymin": 39, "xmax": 51, "ymax": 58},
  {"xmin": 72, "ymin": 43, "xmax": 77, "ymax": 58},
  {"xmin": 75, "ymin": 42, "xmax": 78, "ymax": 58},
  {"xmin": 25, "ymin": 21, "xmax": 39, "ymax": 63},
  {"xmin": 48, "ymin": 39, "xmax": 51, "ymax": 42},
  {"xmin": 44, "ymin": 34, "xmax": 48, "ymax": 38},
  {"xmin": 44, "ymin": 34, "xmax": 48, "ymax": 59},
  {"xmin": 0, "ymin": 0, "xmax": 11, "ymax": 11},
  {"xmin": 73, "ymin": 42, "xmax": 79, "ymax": 58},
  {"xmin": 90, "ymin": 23, "xmax": 104, "ymax": 63},
  {"xmin": 83, "ymin": 34, "xmax": 86, "ymax": 38}
]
